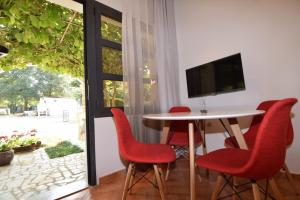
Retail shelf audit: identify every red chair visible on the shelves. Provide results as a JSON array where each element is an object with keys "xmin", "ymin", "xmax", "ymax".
[
  {"xmin": 168, "ymin": 106, "xmax": 202, "ymax": 149},
  {"xmin": 224, "ymin": 100, "xmax": 298, "ymax": 193},
  {"xmin": 196, "ymin": 98, "xmax": 297, "ymax": 200},
  {"xmin": 165, "ymin": 106, "xmax": 202, "ymax": 180},
  {"xmin": 224, "ymin": 100, "xmax": 278, "ymax": 148},
  {"xmin": 111, "ymin": 108, "xmax": 176, "ymax": 200}
]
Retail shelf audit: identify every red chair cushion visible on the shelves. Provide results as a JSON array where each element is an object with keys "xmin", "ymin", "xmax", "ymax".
[
  {"xmin": 125, "ymin": 143, "xmax": 176, "ymax": 164},
  {"xmin": 196, "ymin": 148, "xmax": 250, "ymax": 176}
]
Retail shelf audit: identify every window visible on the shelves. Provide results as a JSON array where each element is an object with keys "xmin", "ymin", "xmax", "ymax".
[
  {"xmin": 94, "ymin": 4, "xmax": 122, "ymax": 117},
  {"xmin": 94, "ymin": 5, "xmax": 155, "ymax": 117}
]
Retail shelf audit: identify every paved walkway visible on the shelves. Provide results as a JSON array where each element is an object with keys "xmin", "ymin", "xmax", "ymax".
[{"xmin": 0, "ymin": 148, "xmax": 87, "ymax": 200}]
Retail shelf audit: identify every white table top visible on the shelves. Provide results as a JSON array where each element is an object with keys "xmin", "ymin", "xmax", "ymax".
[{"xmin": 143, "ymin": 109, "xmax": 265, "ymax": 120}]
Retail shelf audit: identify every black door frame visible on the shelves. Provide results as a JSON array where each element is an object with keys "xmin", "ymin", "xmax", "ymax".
[{"xmin": 83, "ymin": 0, "xmax": 97, "ymax": 186}]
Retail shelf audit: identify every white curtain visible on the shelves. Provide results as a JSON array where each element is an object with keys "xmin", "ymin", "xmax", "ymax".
[
  {"xmin": 154, "ymin": 0, "xmax": 180, "ymax": 112},
  {"xmin": 122, "ymin": 0, "xmax": 180, "ymax": 143}
]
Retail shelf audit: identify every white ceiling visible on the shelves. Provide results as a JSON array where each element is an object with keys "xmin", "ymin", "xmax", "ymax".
[{"xmin": 47, "ymin": 0, "xmax": 83, "ymax": 13}]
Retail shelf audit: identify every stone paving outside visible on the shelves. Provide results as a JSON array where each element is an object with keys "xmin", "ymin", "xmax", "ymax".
[
  {"xmin": 0, "ymin": 115, "xmax": 87, "ymax": 199},
  {"xmin": 0, "ymin": 148, "xmax": 87, "ymax": 200}
]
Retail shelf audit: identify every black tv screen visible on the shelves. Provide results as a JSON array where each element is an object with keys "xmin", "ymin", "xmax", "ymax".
[{"xmin": 186, "ymin": 53, "xmax": 246, "ymax": 98}]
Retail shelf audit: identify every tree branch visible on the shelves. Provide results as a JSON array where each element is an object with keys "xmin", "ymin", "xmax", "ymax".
[{"xmin": 59, "ymin": 12, "xmax": 77, "ymax": 44}]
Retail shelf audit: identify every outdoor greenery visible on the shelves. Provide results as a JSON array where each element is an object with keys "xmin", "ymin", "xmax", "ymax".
[
  {"xmin": 0, "ymin": 0, "xmax": 129, "ymax": 107},
  {"xmin": 101, "ymin": 16, "xmax": 122, "ymax": 44},
  {"xmin": 44, "ymin": 140, "xmax": 83, "ymax": 159},
  {"xmin": 9, "ymin": 135, "xmax": 39, "ymax": 148},
  {"xmin": 103, "ymin": 80, "xmax": 124, "ymax": 107},
  {"xmin": 0, "ymin": 66, "xmax": 82, "ymax": 113},
  {"xmin": 102, "ymin": 47, "xmax": 122, "ymax": 75},
  {"xmin": 100, "ymin": 17, "xmax": 125, "ymax": 106},
  {"xmin": 0, "ymin": 133, "xmax": 39, "ymax": 152},
  {"xmin": 0, "ymin": 139, "xmax": 12, "ymax": 152},
  {"xmin": 0, "ymin": 0, "xmax": 84, "ymax": 77}
]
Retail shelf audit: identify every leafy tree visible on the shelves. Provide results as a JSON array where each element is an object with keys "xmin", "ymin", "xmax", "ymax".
[
  {"xmin": 36, "ymin": 70, "xmax": 68, "ymax": 97},
  {"xmin": 0, "ymin": 66, "xmax": 68, "ymax": 112},
  {"xmin": 103, "ymin": 80, "xmax": 124, "ymax": 107}
]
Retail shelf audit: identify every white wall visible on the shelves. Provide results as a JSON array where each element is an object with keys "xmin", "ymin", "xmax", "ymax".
[
  {"xmin": 174, "ymin": 0, "xmax": 300, "ymax": 173},
  {"xmin": 94, "ymin": 117, "xmax": 124, "ymax": 181}
]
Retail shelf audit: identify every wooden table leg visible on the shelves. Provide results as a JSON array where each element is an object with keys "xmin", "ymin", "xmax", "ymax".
[
  {"xmin": 227, "ymin": 118, "xmax": 248, "ymax": 150},
  {"xmin": 160, "ymin": 121, "xmax": 170, "ymax": 144},
  {"xmin": 161, "ymin": 121, "xmax": 171, "ymax": 181},
  {"xmin": 199, "ymin": 120, "xmax": 209, "ymax": 177},
  {"xmin": 189, "ymin": 122, "xmax": 196, "ymax": 200},
  {"xmin": 220, "ymin": 118, "xmax": 235, "ymax": 137},
  {"xmin": 200, "ymin": 120, "xmax": 207, "ymax": 155}
]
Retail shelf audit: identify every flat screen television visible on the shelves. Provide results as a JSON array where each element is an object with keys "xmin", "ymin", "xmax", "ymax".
[{"xmin": 186, "ymin": 53, "xmax": 246, "ymax": 98}]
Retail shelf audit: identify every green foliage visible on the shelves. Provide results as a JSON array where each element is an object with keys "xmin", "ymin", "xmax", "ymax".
[
  {"xmin": 0, "ymin": 66, "xmax": 70, "ymax": 112},
  {"xmin": 0, "ymin": 139, "xmax": 12, "ymax": 152},
  {"xmin": 100, "ymin": 17, "xmax": 124, "ymax": 106},
  {"xmin": 103, "ymin": 80, "xmax": 124, "ymax": 107},
  {"xmin": 0, "ymin": 0, "xmax": 126, "ymax": 108},
  {"xmin": 0, "ymin": 0, "xmax": 84, "ymax": 77},
  {"xmin": 9, "ymin": 135, "xmax": 39, "ymax": 148},
  {"xmin": 102, "ymin": 47, "xmax": 122, "ymax": 75},
  {"xmin": 44, "ymin": 140, "xmax": 83, "ymax": 159},
  {"xmin": 101, "ymin": 17, "xmax": 122, "ymax": 44}
]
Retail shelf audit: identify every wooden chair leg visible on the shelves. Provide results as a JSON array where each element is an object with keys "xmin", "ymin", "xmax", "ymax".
[
  {"xmin": 154, "ymin": 164, "xmax": 166, "ymax": 200},
  {"xmin": 252, "ymin": 182, "xmax": 262, "ymax": 200},
  {"xmin": 211, "ymin": 175, "xmax": 223, "ymax": 200},
  {"xmin": 232, "ymin": 177, "xmax": 238, "ymax": 200},
  {"xmin": 158, "ymin": 165, "xmax": 167, "ymax": 193},
  {"xmin": 165, "ymin": 162, "xmax": 171, "ymax": 181},
  {"xmin": 269, "ymin": 178, "xmax": 285, "ymax": 200},
  {"xmin": 128, "ymin": 164, "xmax": 136, "ymax": 194},
  {"xmin": 122, "ymin": 163, "xmax": 134, "ymax": 200},
  {"xmin": 283, "ymin": 163, "xmax": 299, "ymax": 195},
  {"xmin": 196, "ymin": 165, "xmax": 202, "ymax": 183}
]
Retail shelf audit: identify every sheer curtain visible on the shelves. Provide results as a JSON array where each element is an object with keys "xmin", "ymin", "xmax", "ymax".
[
  {"xmin": 122, "ymin": 0, "xmax": 180, "ymax": 143},
  {"xmin": 154, "ymin": 0, "xmax": 180, "ymax": 112}
]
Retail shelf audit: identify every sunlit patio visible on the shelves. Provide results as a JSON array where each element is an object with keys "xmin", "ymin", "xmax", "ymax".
[
  {"xmin": 0, "ymin": 148, "xmax": 86, "ymax": 200},
  {"xmin": 0, "ymin": 115, "xmax": 87, "ymax": 199}
]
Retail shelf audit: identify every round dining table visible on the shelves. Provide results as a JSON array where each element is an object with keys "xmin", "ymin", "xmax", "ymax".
[{"xmin": 143, "ymin": 108, "xmax": 265, "ymax": 200}]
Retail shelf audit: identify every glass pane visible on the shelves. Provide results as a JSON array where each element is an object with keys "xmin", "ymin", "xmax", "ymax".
[
  {"xmin": 144, "ymin": 83, "xmax": 152, "ymax": 103},
  {"xmin": 101, "ymin": 16, "xmax": 122, "ymax": 44},
  {"xmin": 103, "ymin": 80, "xmax": 124, "ymax": 107},
  {"xmin": 143, "ymin": 65, "xmax": 151, "ymax": 78},
  {"xmin": 102, "ymin": 47, "xmax": 122, "ymax": 75}
]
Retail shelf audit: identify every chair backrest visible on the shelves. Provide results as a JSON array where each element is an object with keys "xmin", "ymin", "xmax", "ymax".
[
  {"xmin": 249, "ymin": 100, "xmax": 294, "ymax": 146},
  {"xmin": 169, "ymin": 106, "xmax": 192, "ymax": 133},
  {"xmin": 111, "ymin": 108, "xmax": 137, "ymax": 161},
  {"xmin": 250, "ymin": 100, "xmax": 278, "ymax": 131},
  {"xmin": 242, "ymin": 98, "xmax": 297, "ymax": 179}
]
